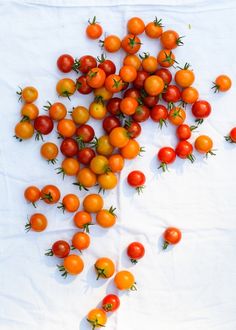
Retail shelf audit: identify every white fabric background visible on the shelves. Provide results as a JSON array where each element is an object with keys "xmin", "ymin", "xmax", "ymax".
[{"xmin": 0, "ymin": 0, "xmax": 236, "ymax": 329}]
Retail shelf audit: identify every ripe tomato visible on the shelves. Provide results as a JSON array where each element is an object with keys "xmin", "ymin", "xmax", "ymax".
[
  {"xmin": 87, "ymin": 67, "xmax": 106, "ymax": 89},
  {"xmin": 24, "ymin": 186, "xmax": 41, "ymax": 207},
  {"xmin": 76, "ymin": 124, "xmax": 95, "ymax": 146},
  {"xmin": 21, "ymin": 103, "xmax": 39, "ymax": 121},
  {"xmin": 127, "ymin": 170, "xmax": 146, "ymax": 193},
  {"xmin": 162, "ymin": 85, "xmax": 181, "ymax": 104},
  {"xmin": 121, "ymin": 34, "xmax": 141, "ymax": 54},
  {"xmin": 158, "ymin": 147, "xmax": 176, "ymax": 171},
  {"xmin": 175, "ymin": 63, "xmax": 195, "ymax": 88},
  {"xmin": 105, "ymin": 74, "xmax": 123, "ymax": 93},
  {"xmin": 176, "ymin": 124, "xmax": 193, "ymax": 140},
  {"xmin": 114, "ymin": 270, "xmax": 136, "ymax": 291},
  {"xmin": 102, "ymin": 115, "xmax": 121, "ymax": 134},
  {"xmin": 191, "ymin": 100, "xmax": 211, "ymax": 124},
  {"xmin": 76, "ymin": 75, "xmax": 93, "ymax": 94},
  {"xmin": 57, "ymin": 158, "xmax": 80, "ymax": 177},
  {"xmin": 168, "ymin": 107, "xmax": 186, "ymax": 126},
  {"xmin": 25, "ymin": 213, "xmax": 47, "ymax": 232},
  {"xmin": 145, "ymin": 17, "xmax": 163, "ymax": 38},
  {"xmin": 97, "ymin": 54, "xmax": 116, "ymax": 76},
  {"xmin": 144, "ymin": 75, "xmax": 164, "ymax": 96},
  {"xmin": 41, "ymin": 185, "xmax": 61, "ymax": 204},
  {"xmin": 142, "ymin": 94, "xmax": 158, "ymax": 107},
  {"xmin": 77, "ymin": 55, "xmax": 97, "ymax": 74},
  {"xmin": 77, "ymin": 147, "xmax": 95, "ymax": 165},
  {"xmin": 89, "ymin": 101, "xmax": 107, "ymax": 120},
  {"xmin": 108, "ymin": 154, "xmax": 124, "ymax": 173},
  {"xmin": 96, "ymin": 135, "xmax": 114, "ymax": 156},
  {"xmin": 58, "ymin": 194, "xmax": 80, "ymax": 213},
  {"xmin": 212, "ymin": 74, "xmax": 232, "ymax": 92},
  {"xmin": 102, "ymin": 35, "xmax": 121, "ymax": 53},
  {"xmin": 120, "ymin": 97, "xmax": 138, "ymax": 115},
  {"xmin": 123, "ymin": 54, "xmax": 141, "ymax": 70},
  {"xmin": 175, "ymin": 140, "xmax": 195, "ymax": 163},
  {"xmin": 17, "ymin": 86, "xmax": 38, "ymax": 103},
  {"xmin": 107, "ymin": 97, "xmax": 121, "ymax": 115},
  {"xmin": 44, "ymin": 101, "xmax": 67, "ymax": 121},
  {"xmin": 94, "ymin": 86, "xmax": 113, "ymax": 102},
  {"xmin": 72, "ymin": 232, "xmax": 90, "ymax": 251},
  {"xmin": 57, "ymin": 118, "xmax": 76, "ymax": 138},
  {"xmin": 133, "ymin": 70, "xmax": 149, "ymax": 89},
  {"xmin": 56, "ymin": 78, "xmax": 76, "ymax": 99},
  {"xmin": 127, "ymin": 17, "xmax": 145, "ymax": 35},
  {"xmin": 102, "ymin": 294, "xmax": 120, "ymax": 312},
  {"xmin": 34, "ymin": 115, "xmax": 54, "ymax": 140},
  {"xmin": 132, "ymin": 105, "xmax": 150, "ymax": 122},
  {"xmin": 225, "ymin": 127, "xmax": 236, "ymax": 143},
  {"xmin": 150, "ymin": 104, "xmax": 168, "ymax": 128},
  {"xmin": 60, "ymin": 138, "xmax": 78, "ymax": 157},
  {"xmin": 57, "ymin": 54, "xmax": 74, "ymax": 73},
  {"xmin": 181, "ymin": 87, "xmax": 199, "ymax": 104},
  {"xmin": 194, "ymin": 135, "xmax": 215, "ymax": 156},
  {"xmin": 14, "ymin": 121, "xmax": 34, "ymax": 141},
  {"xmin": 98, "ymin": 172, "xmax": 118, "ymax": 191},
  {"xmin": 74, "ymin": 211, "xmax": 93, "ymax": 233},
  {"xmin": 141, "ymin": 53, "xmax": 158, "ymax": 73},
  {"xmin": 163, "ymin": 227, "xmax": 182, "ymax": 249},
  {"xmin": 86, "ymin": 16, "xmax": 103, "ymax": 39},
  {"xmin": 71, "ymin": 106, "xmax": 89, "ymax": 125},
  {"xmin": 83, "ymin": 194, "xmax": 104, "ymax": 213},
  {"xmin": 75, "ymin": 168, "xmax": 97, "ymax": 190},
  {"xmin": 120, "ymin": 139, "xmax": 141, "ymax": 159},
  {"xmin": 41, "ymin": 142, "xmax": 58, "ymax": 164},
  {"xmin": 96, "ymin": 206, "xmax": 116, "ymax": 228},
  {"xmin": 155, "ymin": 68, "xmax": 172, "ymax": 85},
  {"xmin": 90, "ymin": 155, "xmax": 109, "ymax": 175},
  {"xmin": 58, "ymin": 254, "xmax": 84, "ymax": 277},
  {"xmin": 160, "ymin": 30, "xmax": 183, "ymax": 49},
  {"xmin": 109, "ymin": 127, "xmax": 130, "ymax": 148},
  {"xmin": 46, "ymin": 240, "xmax": 70, "ymax": 258},
  {"xmin": 87, "ymin": 309, "xmax": 107, "ymax": 329},
  {"xmin": 119, "ymin": 65, "xmax": 137, "ymax": 83},
  {"xmin": 124, "ymin": 88, "xmax": 141, "ymax": 100},
  {"xmin": 157, "ymin": 49, "xmax": 176, "ymax": 68},
  {"xmin": 124, "ymin": 120, "xmax": 141, "ymax": 138},
  {"xmin": 94, "ymin": 257, "xmax": 115, "ymax": 280},
  {"xmin": 127, "ymin": 242, "xmax": 145, "ymax": 263}
]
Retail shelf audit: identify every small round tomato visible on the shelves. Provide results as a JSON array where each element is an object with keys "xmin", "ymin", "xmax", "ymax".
[
  {"xmin": 191, "ymin": 100, "xmax": 211, "ymax": 125},
  {"xmin": 142, "ymin": 94, "xmax": 158, "ymax": 107},
  {"xmin": 87, "ymin": 68, "xmax": 106, "ymax": 89},
  {"xmin": 107, "ymin": 97, "xmax": 121, "ymax": 115},
  {"xmin": 114, "ymin": 270, "xmax": 136, "ymax": 291},
  {"xmin": 90, "ymin": 155, "xmax": 109, "ymax": 175},
  {"xmin": 212, "ymin": 75, "xmax": 232, "ymax": 92},
  {"xmin": 89, "ymin": 101, "xmax": 107, "ymax": 120},
  {"xmin": 74, "ymin": 211, "xmax": 93, "ymax": 233},
  {"xmin": 175, "ymin": 63, "xmax": 195, "ymax": 88},
  {"xmin": 181, "ymin": 87, "xmax": 199, "ymax": 104},
  {"xmin": 45, "ymin": 102, "xmax": 67, "ymax": 121},
  {"xmin": 76, "ymin": 168, "xmax": 97, "ymax": 190},
  {"xmin": 41, "ymin": 185, "xmax": 61, "ymax": 204},
  {"xmin": 21, "ymin": 103, "xmax": 39, "ymax": 121},
  {"xmin": 57, "ymin": 54, "xmax": 74, "ymax": 73},
  {"xmin": 49, "ymin": 240, "xmax": 70, "ymax": 258},
  {"xmin": 123, "ymin": 54, "xmax": 141, "ymax": 70},
  {"xmin": 120, "ymin": 97, "xmax": 138, "ymax": 116},
  {"xmin": 24, "ymin": 186, "xmax": 41, "ymax": 207},
  {"xmin": 76, "ymin": 124, "xmax": 95, "ymax": 146},
  {"xmin": 124, "ymin": 88, "xmax": 141, "ymax": 100},
  {"xmin": 103, "ymin": 115, "xmax": 121, "ymax": 134},
  {"xmin": 87, "ymin": 309, "xmax": 107, "ymax": 329},
  {"xmin": 77, "ymin": 147, "xmax": 95, "ymax": 165},
  {"xmin": 86, "ymin": 16, "xmax": 103, "ymax": 39},
  {"xmin": 102, "ymin": 294, "xmax": 120, "ymax": 312},
  {"xmin": 127, "ymin": 170, "xmax": 145, "ymax": 193},
  {"xmin": 225, "ymin": 127, "xmax": 236, "ymax": 143},
  {"xmin": 83, "ymin": 194, "xmax": 104, "ymax": 213},
  {"xmin": 98, "ymin": 172, "xmax": 118, "ymax": 190},
  {"xmin": 94, "ymin": 257, "xmax": 115, "ymax": 280},
  {"xmin": 71, "ymin": 106, "xmax": 89, "ymax": 125},
  {"xmin": 150, "ymin": 104, "xmax": 168, "ymax": 128},
  {"xmin": 120, "ymin": 139, "xmax": 140, "ymax": 159},
  {"xmin": 140, "ymin": 53, "xmax": 158, "ymax": 73},
  {"xmin": 162, "ymin": 85, "xmax": 181, "ymax": 104},
  {"xmin": 102, "ymin": 35, "xmax": 121, "ymax": 53},
  {"xmin": 160, "ymin": 30, "xmax": 183, "ymax": 49},
  {"xmin": 144, "ymin": 75, "xmax": 164, "ymax": 96},
  {"xmin": 60, "ymin": 138, "xmax": 78, "ymax": 157},
  {"xmin": 72, "ymin": 232, "xmax": 90, "ymax": 251},
  {"xmin": 109, "ymin": 127, "xmax": 130, "ymax": 148},
  {"xmin": 119, "ymin": 65, "xmax": 137, "ymax": 83},
  {"xmin": 58, "ymin": 254, "xmax": 84, "ymax": 277},
  {"xmin": 124, "ymin": 120, "xmax": 141, "ymax": 138},
  {"xmin": 40, "ymin": 142, "xmax": 58, "ymax": 164},
  {"xmin": 97, "ymin": 54, "xmax": 116, "ymax": 76},
  {"xmin": 77, "ymin": 55, "xmax": 97, "ymax": 74},
  {"xmin": 76, "ymin": 75, "xmax": 93, "ymax": 94},
  {"xmin": 57, "ymin": 158, "xmax": 80, "ymax": 177},
  {"xmin": 108, "ymin": 154, "xmax": 124, "ymax": 173},
  {"xmin": 127, "ymin": 242, "xmax": 145, "ymax": 263},
  {"xmin": 145, "ymin": 17, "xmax": 163, "ymax": 38},
  {"xmin": 96, "ymin": 135, "xmax": 114, "ymax": 156},
  {"xmin": 133, "ymin": 70, "xmax": 149, "ymax": 89},
  {"xmin": 168, "ymin": 107, "xmax": 186, "ymax": 126},
  {"xmin": 25, "ymin": 213, "xmax": 47, "ymax": 232},
  {"xmin": 132, "ymin": 105, "xmax": 150, "ymax": 122},
  {"xmin": 57, "ymin": 118, "xmax": 76, "ymax": 138},
  {"xmin": 194, "ymin": 135, "xmax": 215, "ymax": 156},
  {"xmin": 14, "ymin": 121, "xmax": 34, "ymax": 141},
  {"xmin": 17, "ymin": 86, "xmax": 38, "ymax": 103},
  {"xmin": 121, "ymin": 34, "xmax": 141, "ymax": 54},
  {"xmin": 176, "ymin": 124, "xmax": 192, "ymax": 140},
  {"xmin": 158, "ymin": 147, "xmax": 176, "ymax": 172},
  {"xmin": 58, "ymin": 194, "xmax": 80, "ymax": 213},
  {"xmin": 96, "ymin": 206, "xmax": 116, "ymax": 228},
  {"xmin": 94, "ymin": 86, "xmax": 113, "ymax": 102},
  {"xmin": 175, "ymin": 140, "xmax": 195, "ymax": 163},
  {"xmin": 56, "ymin": 78, "xmax": 76, "ymax": 99},
  {"xmin": 127, "ymin": 16, "xmax": 145, "ymax": 35},
  {"xmin": 34, "ymin": 115, "xmax": 54, "ymax": 140},
  {"xmin": 105, "ymin": 74, "xmax": 123, "ymax": 93},
  {"xmin": 155, "ymin": 68, "xmax": 172, "ymax": 85},
  {"xmin": 157, "ymin": 49, "xmax": 176, "ymax": 68},
  {"xmin": 163, "ymin": 227, "xmax": 182, "ymax": 249}
]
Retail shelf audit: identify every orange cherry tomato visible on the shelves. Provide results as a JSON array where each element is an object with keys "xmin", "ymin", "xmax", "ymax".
[
  {"xmin": 41, "ymin": 185, "xmax": 61, "ymax": 204},
  {"xmin": 71, "ymin": 106, "xmax": 89, "ymax": 125},
  {"xmin": 123, "ymin": 54, "xmax": 141, "ymax": 70},
  {"xmin": 59, "ymin": 254, "xmax": 84, "ymax": 277},
  {"xmin": 90, "ymin": 155, "xmax": 109, "ymax": 175},
  {"xmin": 94, "ymin": 257, "xmax": 115, "ymax": 280},
  {"xmin": 25, "ymin": 213, "xmax": 47, "ymax": 232},
  {"xmin": 121, "ymin": 34, "xmax": 141, "ymax": 54},
  {"xmin": 94, "ymin": 86, "xmax": 113, "ymax": 101},
  {"xmin": 120, "ymin": 97, "xmax": 138, "ymax": 116},
  {"xmin": 89, "ymin": 101, "xmax": 107, "ymax": 120},
  {"xmin": 168, "ymin": 107, "xmax": 186, "ymax": 126},
  {"xmin": 98, "ymin": 172, "xmax": 118, "ymax": 190},
  {"xmin": 109, "ymin": 127, "xmax": 130, "ymax": 148},
  {"xmin": 96, "ymin": 207, "xmax": 116, "ymax": 228},
  {"xmin": 141, "ymin": 53, "xmax": 158, "ymax": 73},
  {"xmin": 175, "ymin": 63, "xmax": 195, "ymax": 88},
  {"xmin": 21, "ymin": 103, "xmax": 39, "ymax": 120},
  {"xmin": 57, "ymin": 158, "xmax": 80, "ymax": 177},
  {"xmin": 87, "ymin": 308, "xmax": 107, "ymax": 329},
  {"xmin": 14, "ymin": 121, "xmax": 34, "ymax": 141},
  {"xmin": 120, "ymin": 139, "xmax": 140, "ymax": 159},
  {"xmin": 24, "ymin": 186, "xmax": 41, "ymax": 207},
  {"xmin": 119, "ymin": 65, "xmax": 137, "ymax": 83},
  {"xmin": 17, "ymin": 86, "xmax": 38, "ymax": 103},
  {"xmin": 102, "ymin": 35, "xmax": 121, "ymax": 53},
  {"xmin": 114, "ymin": 270, "xmax": 136, "ymax": 290},
  {"xmin": 194, "ymin": 135, "xmax": 214, "ymax": 155},
  {"xmin": 212, "ymin": 75, "xmax": 232, "ymax": 92},
  {"xmin": 86, "ymin": 16, "xmax": 103, "ymax": 39},
  {"xmin": 127, "ymin": 17, "xmax": 145, "ymax": 35},
  {"xmin": 144, "ymin": 75, "xmax": 165, "ymax": 96},
  {"xmin": 40, "ymin": 142, "xmax": 58, "ymax": 164},
  {"xmin": 160, "ymin": 30, "xmax": 183, "ymax": 49},
  {"xmin": 108, "ymin": 154, "xmax": 124, "ymax": 172},
  {"xmin": 59, "ymin": 194, "xmax": 80, "ymax": 213},
  {"xmin": 56, "ymin": 78, "xmax": 76, "ymax": 98},
  {"xmin": 73, "ymin": 211, "xmax": 93, "ymax": 233},
  {"xmin": 96, "ymin": 135, "xmax": 114, "ymax": 156},
  {"xmin": 72, "ymin": 232, "xmax": 90, "ymax": 251},
  {"xmin": 145, "ymin": 17, "xmax": 163, "ymax": 38},
  {"xmin": 181, "ymin": 87, "xmax": 199, "ymax": 104},
  {"xmin": 83, "ymin": 194, "xmax": 104, "ymax": 213},
  {"xmin": 57, "ymin": 119, "xmax": 76, "ymax": 138},
  {"xmin": 45, "ymin": 102, "xmax": 67, "ymax": 121},
  {"xmin": 76, "ymin": 168, "xmax": 97, "ymax": 190},
  {"xmin": 105, "ymin": 74, "xmax": 124, "ymax": 93},
  {"xmin": 163, "ymin": 227, "xmax": 182, "ymax": 249},
  {"xmin": 86, "ymin": 68, "xmax": 106, "ymax": 89},
  {"xmin": 157, "ymin": 49, "xmax": 176, "ymax": 68}
]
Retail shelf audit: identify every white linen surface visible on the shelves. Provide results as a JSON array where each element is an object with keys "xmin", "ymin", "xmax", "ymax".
[{"xmin": 0, "ymin": 0, "xmax": 236, "ymax": 329}]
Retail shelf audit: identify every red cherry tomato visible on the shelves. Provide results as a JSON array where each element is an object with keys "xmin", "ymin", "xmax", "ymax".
[
  {"xmin": 155, "ymin": 68, "xmax": 172, "ymax": 85},
  {"xmin": 162, "ymin": 85, "xmax": 181, "ymax": 104},
  {"xmin": 77, "ymin": 55, "xmax": 97, "ymax": 74},
  {"xmin": 76, "ymin": 76, "xmax": 93, "ymax": 95},
  {"xmin": 142, "ymin": 95, "xmax": 158, "ymax": 107},
  {"xmin": 163, "ymin": 227, "xmax": 182, "ymax": 249},
  {"xmin": 76, "ymin": 124, "xmax": 95, "ymax": 145},
  {"xmin": 34, "ymin": 115, "xmax": 54, "ymax": 140},
  {"xmin": 132, "ymin": 105, "xmax": 150, "ymax": 122},
  {"xmin": 45, "ymin": 240, "xmax": 70, "ymax": 258},
  {"xmin": 98, "ymin": 55, "xmax": 116, "ymax": 76},
  {"xmin": 175, "ymin": 140, "xmax": 195, "ymax": 163},
  {"xmin": 57, "ymin": 54, "xmax": 74, "ymax": 73},
  {"xmin": 225, "ymin": 127, "xmax": 236, "ymax": 143},
  {"xmin": 176, "ymin": 124, "xmax": 197, "ymax": 140},
  {"xmin": 60, "ymin": 138, "xmax": 79, "ymax": 157},
  {"xmin": 150, "ymin": 105, "xmax": 168, "ymax": 128},
  {"xmin": 107, "ymin": 97, "xmax": 122, "ymax": 116},
  {"xmin": 133, "ymin": 70, "xmax": 149, "ymax": 89},
  {"xmin": 77, "ymin": 147, "xmax": 95, "ymax": 165},
  {"xmin": 191, "ymin": 100, "xmax": 211, "ymax": 124},
  {"xmin": 127, "ymin": 242, "xmax": 145, "ymax": 263},
  {"xmin": 102, "ymin": 115, "xmax": 121, "ymax": 134},
  {"xmin": 124, "ymin": 88, "xmax": 141, "ymax": 100},
  {"xmin": 124, "ymin": 120, "xmax": 141, "ymax": 138},
  {"xmin": 127, "ymin": 170, "xmax": 146, "ymax": 194},
  {"xmin": 158, "ymin": 147, "xmax": 176, "ymax": 172},
  {"xmin": 102, "ymin": 294, "xmax": 120, "ymax": 312}
]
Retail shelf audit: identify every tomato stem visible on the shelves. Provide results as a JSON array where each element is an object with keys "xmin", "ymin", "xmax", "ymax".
[
  {"xmin": 211, "ymin": 82, "xmax": 220, "ymax": 93},
  {"xmin": 57, "ymin": 265, "xmax": 68, "ymax": 278},
  {"xmin": 158, "ymin": 162, "xmax": 168, "ymax": 172},
  {"xmin": 73, "ymin": 182, "xmax": 89, "ymax": 191},
  {"xmin": 136, "ymin": 186, "xmax": 145, "ymax": 194},
  {"xmin": 163, "ymin": 241, "xmax": 169, "ymax": 250},
  {"xmin": 225, "ymin": 135, "xmax": 236, "ymax": 143},
  {"xmin": 130, "ymin": 258, "xmax": 138, "ymax": 264},
  {"xmin": 57, "ymin": 203, "xmax": 65, "ymax": 213},
  {"xmin": 45, "ymin": 249, "xmax": 54, "ymax": 256},
  {"xmin": 158, "ymin": 119, "xmax": 167, "ymax": 129}
]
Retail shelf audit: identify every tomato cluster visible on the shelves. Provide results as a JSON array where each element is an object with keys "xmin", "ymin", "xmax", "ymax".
[{"xmin": 15, "ymin": 14, "xmax": 233, "ymax": 329}]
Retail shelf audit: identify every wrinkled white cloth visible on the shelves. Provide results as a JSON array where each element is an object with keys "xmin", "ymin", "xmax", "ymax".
[{"xmin": 1, "ymin": 0, "xmax": 236, "ymax": 329}]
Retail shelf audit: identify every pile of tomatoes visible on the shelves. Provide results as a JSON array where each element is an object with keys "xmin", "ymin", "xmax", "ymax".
[{"xmin": 14, "ymin": 15, "xmax": 234, "ymax": 329}]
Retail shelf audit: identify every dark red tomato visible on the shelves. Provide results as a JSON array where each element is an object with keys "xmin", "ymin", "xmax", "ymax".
[
  {"xmin": 127, "ymin": 242, "xmax": 145, "ymax": 263},
  {"xmin": 121, "ymin": 82, "xmax": 129, "ymax": 91},
  {"xmin": 98, "ymin": 59, "xmax": 116, "ymax": 76},
  {"xmin": 133, "ymin": 71, "xmax": 149, "ymax": 89},
  {"xmin": 191, "ymin": 100, "xmax": 211, "ymax": 124},
  {"xmin": 158, "ymin": 147, "xmax": 176, "ymax": 171},
  {"xmin": 150, "ymin": 105, "xmax": 168, "ymax": 128},
  {"xmin": 132, "ymin": 105, "xmax": 150, "ymax": 122},
  {"xmin": 57, "ymin": 54, "xmax": 74, "ymax": 73},
  {"xmin": 124, "ymin": 121, "xmax": 141, "ymax": 138},
  {"xmin": 162, "ymin": 85, "xmax": 181, "ymax": 103},
  {"xmin": 175, "ymin": 141, "xmax": 195, "ymax": 162},
  {"xmin": 52, "ymin": 240, "xmax": 70, "ymax": 258},
  {"xmin": 77, "ymin": 147, "xmax": 95, "ymax": 165},
  {"xmin": 142, "ymin": 95, "xmax": 158, "ymax": 107},
  {"xmin": 102, "ymin": 294, "xmax": 120, "ymax": 312},
  {"xmin": 124, "ymin": 88, "xmax": 141, "ymax": 100},
  {"xmin": 155, "ymin": 68, "xmax": 172, "ymax": 85},
  {"xmin": 76, "ymin": 124, "xmax": 95, "ymax": 143},
  {"xmin": 176, "ymin": 124, "xmax": 196, "ymax": 140},
  {"xmin": 127, "ymin": 170, "xmax": 146, "ymax": 193},
  {"xmin": 102, "ymin": 115, "xmax": 121, "ymax": 134},
  {"xmin": 60, "ymin": 138, "xmax": 79, "ymax": 157},
  {"xmin": 77, "ymin": 55, "xmax": 97, "ymax": 74},
  {"xmin": 76, "ymin": 76, "xmax": 93, "ymax": 95},
  {"xmin": 107, "ymin": 97, "xmax": 122, "ymax": 116},
  {"xmin": 34, "ymin": 115, "xmax": 54, "ymax": 139}
]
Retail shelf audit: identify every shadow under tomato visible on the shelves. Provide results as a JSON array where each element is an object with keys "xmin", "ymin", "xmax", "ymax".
[{"xmin": 157, "ymin": 234, "xmax": 174, "ymax": 254}]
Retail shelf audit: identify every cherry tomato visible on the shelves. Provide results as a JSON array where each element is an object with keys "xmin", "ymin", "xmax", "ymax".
[
  {"xmin": 191, "ymin": 100, "xmax": 211, "ymax": 124},
  {"xmin": 21, "ymin": 103, "xmax": 39, "ymax": 121},
  {"xmin": 58, "ymin": 194, "xmax": 80, "ymax": 213},
  {"xmin": 102, "ymin": 294, "xmax": 120, "ymax": 312},
  {"xmin": 155, "ymin": 68, "xmax": 172, "ymax": 85},
  {"xmin": 127, "ymin": 170, "xmax": 146, "ymax": 193},
  {"xmin": 108, "ymin": 154, "xmax": 124, "ymax": 173},
  {"xmin": 34, "ymin": 115, "xmax": 54, "ymax": 140},
  {"xmin": 76, "ymin": 124, "xmax": 95, "ymax": 147},
  {"xmin": 56, "ymin": 78, "xmax": 76, "ymax": 99},
  {"xmin": 57, "ymin": 54, "xmax": 74, "ymax": 73},
  {"xmin": 86, "ymin": 16, "xmax": 103, "ymax": 39},
  {"xmin": 74, "ymin": 211, "xmax": 93, "ymax": 233},
  {"xmin": 162, "ymin": 85, "xmax": 181, "ymax": 104},
  {"xmin": 24, "ymin": 186, "xmax": 41, "ymax": 207},
  {"xmin": 142, "ymin": 94, "xmax": 158, "ymax": 107},
  {"xmin": 83, "ymin": 194, "xmax": 104, "ymax": 213},
  {"xmin": 158, "ymin": 147, "xmax": 176, "ymax": 171},
  {"xmin": 150, "ymin": 104, "xmax": 168, "ymax": 128},
  {"xmin": 157, "ymin": 49, "xmax": 176, "ymax": 68},
  {"xmin": 133, "ymin": 70, "xmax": 149, "ymax": 89},
  {"xmin": 175, "ymin": 63, "xmax": 195, "ymax": 88},
  {"xmin": 102, "ymin": 115, "xmax": 121, "ymax": 134},
  {"xmin": 87, "ymin": 308, "xmax": 107, "ymax": 329},
  {"xmin": 114, "ymin": 270, "xmax": 136, "ymax": 291},
  {"xmin": 97, "ymin": 54, "xmax": 116, "ymax": 76},
  {"xmin": 25, "ymin": 213, "xmax": 47, "ymax": 232},
  {"xmin": 123, "ymin": 54, "xmax": 141, "ymax": 70},
  {"xmin": 77, "ymin": 147, "xmax": 95, "ymax": 165},
  {"xmin": 72, "ymin": 232, "xmax": 90, "ymax": 251},
  {"xmin": 124, "ymin": 120, "xmax": 141, "ymax": 138},
  {"xmin": 119, "ymin": 65, "xmax": 137, "ymax": 83},
  {"xmin": 120, "ymin": 97, "xmax": 138, "ymax": 116},
  {"xmin": 40, "ymin": 142, "xmax": 58, "ymax": 164},
  {"xmin": 168, "ymin": 107, "xmax": 186, "ymax": 126},
  {"xmin": 60, "ymin": 138, "xmax": 78, "ymax": 157},
  {"xmin": 86, "ymin": 68, "xmax": 106, "ymax": 89},
  {"xmin": 145, "ymin": 16, "xmax": 163, "ymax": 38},
  {"xmin": 120, "ymin": 139, "xmax": 141, "ymax": 159},
  {"xmin": 212, "ymin": 75, "xmax": 232, "ymax": 92},
  {"xmin": 71, "ymin": 106, "xmax": 89, "ymax": 125},
  {"xmin": 75, "ymin": 168, "xmax": 97, "ymax": 190},
  {"xmin": 96, "ymin": 206, "xmax": 116, "ymax": 228},
  {"xmin": 45, "ymin": 240, "xmax": 70, "ymax": 258},
  {"xmin": 124, "ymin": 88, "xmax": 141, "ymax": 100},
  {"xmin": 194, "ymin": 135, "xmax": 215, "ymax": 156},
  {"xmin": 57, "ymin": 158, "xmax": 80, "ymax": 177},
  {"xmin": 109, "ymin": 127, "xmax": 130, "ymax": 148},
  {"xmin": 176, "ymin": 124, "xmax": 196, "ymax": 140},
  {"xmin": 76, "ymin": 75, "xmax": 93, "ymax": 95},
  {"xmin": 14, "ymin": 121, "xmax": 34, "ymax": 141},
  {"xmin": 90, "ymin": 155, "xmax": 109, "ymax": 175},
  {"xmin": 225, "ymin": 127, "xmax": 236, "ymax": 143},
  {"xmin": 96, "ymin": 135, "xmax": 114, "ymax": 156},
  {"xmin": 58, "ymin": 254, "xmax": 84, "ymax": 277},
  {"xmin": 105, "ymin": 74, "xmax": 123, "ymax": 93},
  {"xmin": 77, "ymin": 55, "xmax": 97, "ymax": 74},
  {"xmin": 94, "ymin": 86, "xmax": 113, "ymax": 102},
  {"xmin": 98, "ymin": 172, "xmax": 118, "ymax": 191},
  {"xmin": 89, "ymin": 101, "xmax": 107, "ymax": 120},
  {"xmin": 175, "ymin": 140, "xmax": 195, "ymax": 163},
  {"xmin": 94, "ymin": 257, "xmax": 115, "ymax": 280},
  {"xmin": 160, "ymin": 30, "xmax": 183, "ymax": 49},
  {"xmin": 41, "ymin": 185, "xmax": 61, "ymax": 204},
  {"xmin": 140, "ymin": 53, "xmax": 158, "ymax": 73},
  {"xmin": 44, "ymin": 102, "xmax": 67, "ymax": 121},
  {"xmin": 17, "ymin": 86, "xmax": 38, "ymax": 103},
  {"xmin": 144, "ymin": 75, "xmax": 165, "ymax": 96},
  {"xmin": 132, "ymin": 105, "xmax": 150, "ymax": 122},
  {"xmin": 181, "ymin": 87, "xmax": 199, "ymax": 104},
  {"xmin": 127, "ymin": 17, "xmax": 145, "ymax": 35},
  {"xmin": 102, "ymin": 35, "xmax": 121, "ymax": 53},
  {"xmin": 121, "ymin": 34, "xmax": 141, "ymax": 54},
  {"xmin": 57, "ymin": 118, "xmax": 76, "ymax": 138},
  {"xmin": 127, "ymin": 242, "xmax": 145, "ymax": 263},
  {"xmin": 107, "ymin": 97, "xmax": 122, "ymax": 115},
  {"xmin": 163, "ymin": 227, "xmax": 182, "ymax": 249}
]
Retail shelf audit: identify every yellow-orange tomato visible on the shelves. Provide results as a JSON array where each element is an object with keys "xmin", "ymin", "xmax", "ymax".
[
  {"xmin": 175, "ymin": 64, "xmax": 195, "ymax": 88},
  {"xmin": 127, "ymin": 17, "xmax": 145, "ymax": 35},
  {"xmin": 63, "ymin": 254, "xmax": 84, "ymax": 275},
  {"xmin": 119, "ymin": 65, "xmax": 137, "ymax": 83},
  {"xmin": 94, "ymin": 86, "xmax": 113, "ymax": 101},
  {"xmin": 71, "ymin": 106, "xmax": 89, "ymax": 125},
  {"xmin": 96, "ymin": 135, "xmax": 114, "ymax": 156},
  {"xmin": 98, "ymin": 172, "xmax": 118, "ymax": 190},
  {"xmin": 141, "ymin": 54, "xmax": 158, "ymax": 73},
  {"xmin": 72, "ymin": 232, "xmax": 90, "ymax": 251},
  {"xmin": 47, "ymin": 102, "xmax": 67, "ymax": 121},
  {"xmin": 145, "ymin": 17, "xmax": 163, "ymax": 38},
  {"xmin": 21, "ymin": 103, "xmax": 39, "ymax": 120},
  {"xmin": 194, "ymin": 135, "xmax": 214, "ymax": 154},
  {"xmin": 60, "ymin": 194, "xmax": 80, "ymax": 213},
  {"xmin": 83, "ymin": 194, "xmax": 104, "ymax": 213},
  {"xmin": 40, "ymin": 142, "xmax": 58, "ymax": 164},
  {"xmin": 103, "ymin": 35, "xmax": 121, "ymax": 53},
  {"xmin": 108, "ymin": 154, "xmax": 124, "ymax": 172},
  {"xmin": 105, "ymin": 74, "xmax": 124, "ymax": 93},
  {"xmin": 94, "ymin": 257, "xmax": 115, "ymax": 280},
  {"xmin": 25, "ymin": 213, "xmax": 47, "ymax": 232},
  {"xmin": 89, "ymin": 101, "xmax": 107, "ymax": 120},
  {"xmin": 120, "ymin": 139, "xmax": 140, "ymax": 159},
  {"xmin": 213, "ymin": 75, "xmax": 232, "ymax": 92},
  {"xmin": 86, "ymin": 17, "xmax": 103, "ymax": 39},
  {"xmin": 144, "ymin": 75, "xmax": 165, "ymax": 96},
  {"xmin": 157, "ymin": 49, "xmax": 176, "ymax": 68},
  {"xmin": 181, "ymin": 87, "xmax": 199, "ymax": 104},
  {"xmin": 90, "ymin": 155, "xmax": 109, "ymax": 175},
  {"xmin": 24, "ymin": 186, "xmax": 41, "ymax": 206},
  {"xmin": 87, "ymin": 68, "xmax": 106, "ymax": 89},
  {"xmin": 123, "ymin": 54, "xmax": 141, "ymax": 70},
  {"xmin": 57, "ymin": 119, "xmax": 76, "ymax": 138},
  {"xmin": 41, "ymin": 185, "xmax": 61, "ymax": 204},
  {"xmin": 56, "ymin": 78, "xmax": 76, "ymax": 98},
  {"xmin": 120, "ymin": 97, "xmax": 138, "ymax": 116},
  {"xmin": 168, "ymin": 107, "xmax": 186, "ymax": 126},
  {"xmin": 15, "ymin": 121, "xmax": 34, "ymax": 141},
  {"xmin": 114, "ymin": 270, "xmax": 136, "ymax": 290},
  {"xmin": 96, "ymin": 207, "xmax": 117, "ymax": 228},
  {"xmin": 73, "ymin": 211, "xmax": 92, "ymax": 232},
  {"xmin": 76, "ymin": 168, "xmax": 97, "ymax": 190},
  {"xmin": 18, "ymin": 86, "xmax": 38, "ymax": 103},
  {"xmin": 109, "ymin": 127, "xmax": 130, "ymax": 148},
  {"xmin": 87, "ymin": 309, "xmax": 107, "ymax": 329},
  {"xmin": 58, "ymin": 158, "xmax": 80, "ymax": 177}
]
